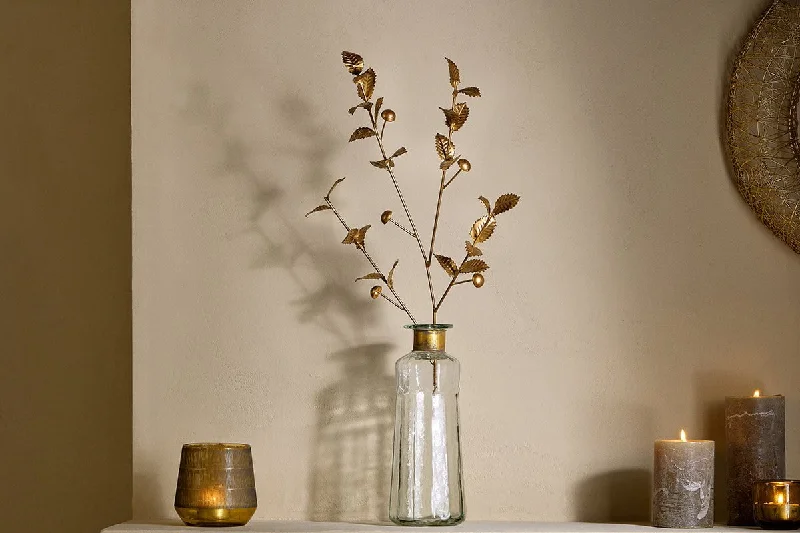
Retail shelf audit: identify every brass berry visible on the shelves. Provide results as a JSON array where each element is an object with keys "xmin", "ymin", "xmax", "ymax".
[
  {"xmin": 381, "ymin": 109, "xmax": 396, "ymax": 122},
  {"xmin": 370, "ymin": 286, "xmax": 382, "ymax": 299},
  {"xmin": 458, "ymin": 158, "xmax": 472, "ymax": 172},
  {"xmin": 472, "ymin": 273, "xmax": 484, "ymax": 288},
  {"xmin": 381, "ymin": 210, "xmax": 393, "ymax": 224}
]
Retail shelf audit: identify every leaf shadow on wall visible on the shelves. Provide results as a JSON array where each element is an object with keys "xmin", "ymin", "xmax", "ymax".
[
  {"xmin": 192, "ymin": 88, "xmax": 374, "ymax": 343},
  {"xmin": 180, "ymin": 85, "xmax": 396, "ymax": 523}
]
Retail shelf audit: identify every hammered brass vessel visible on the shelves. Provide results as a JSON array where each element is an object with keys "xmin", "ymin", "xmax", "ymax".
[
  {"xmin": 754, "ymin": 481, "xmax": 800, "ymax": 530},
  {"xmin": 174, "ymin": 443, "xmax": 257, "ymax": 527}
]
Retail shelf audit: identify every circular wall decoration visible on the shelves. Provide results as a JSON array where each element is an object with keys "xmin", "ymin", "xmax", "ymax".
[{"xmin": 727, "ymin": 0, "xmax": 800, "ymax": 253}]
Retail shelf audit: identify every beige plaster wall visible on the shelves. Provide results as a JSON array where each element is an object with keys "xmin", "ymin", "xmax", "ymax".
[
  {"xmin": 0, "ymin": 1, "xmax": 132, "ymax": 532},
  {"xmin": 132, "ymin": 0, "xmax": 800, "ymax": 523}
]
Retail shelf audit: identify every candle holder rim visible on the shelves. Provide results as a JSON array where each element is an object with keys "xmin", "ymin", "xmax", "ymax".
[
  {"xmin": 181, "ymin": 442, "xmax": 250, "ymax": 450},
  {"xmin": 404, "ymin": 323, "xmax": 453, "ymax": 330},
  {"xmin": 656, "ymin": 438, "xmax": 715, "ymax": 443},
  {"xmin": 754, "ymin": 480, "xmax": 800, "ymax": 485},
  {"xmin": 725, "ymin": 394, "xmax": 784, "ymax": 398}
]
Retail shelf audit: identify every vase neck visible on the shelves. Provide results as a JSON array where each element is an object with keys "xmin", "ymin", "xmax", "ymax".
[{"xmin": 412, "ymin": 329, "xmax": 446, "ymax": 351}]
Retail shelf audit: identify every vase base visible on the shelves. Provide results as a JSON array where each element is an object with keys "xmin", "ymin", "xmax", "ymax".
[{"xmin": 390, "ymin": 516, "xmax": 465, "ymax": 526}]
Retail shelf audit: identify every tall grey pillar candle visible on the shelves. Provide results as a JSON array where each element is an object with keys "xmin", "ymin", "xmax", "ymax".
[
  {"xmin": 653, "ymin": 433, "xmax": 714, "ymax": 528},
  {"xmin": 726, "ymin": 393, "xmax": 785, "ymax": 526}
]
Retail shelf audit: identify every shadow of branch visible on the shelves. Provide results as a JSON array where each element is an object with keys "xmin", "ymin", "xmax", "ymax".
[
  {"xmin": 181, "ymin": 84, "xmax": 377, "ymax": 346},
  {"xmin": 179, "ymin": 84, "xmax": 396, "ymax": 523}
]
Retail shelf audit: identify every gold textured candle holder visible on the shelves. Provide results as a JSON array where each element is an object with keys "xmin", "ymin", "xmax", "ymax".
[
  {"xmin": 754, "ymin": 481, "xmax": 800, "ymax": 530},
  {"xmin": 174, "ymin": 443, "xmax": 257, "ymax": 527}
]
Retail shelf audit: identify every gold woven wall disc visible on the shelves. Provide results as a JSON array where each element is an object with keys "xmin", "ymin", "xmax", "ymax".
[{"xmin": 727, "ymin": 0, "xmax": 800, "ymax": 253}]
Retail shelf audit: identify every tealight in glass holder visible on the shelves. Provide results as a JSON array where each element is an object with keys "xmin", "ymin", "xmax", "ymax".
[
  {"xmin": 174, "ymin": 443, "xmax": 257, "ymax": 527},
  {"xmin": 754, "ymin": 481, "xmax": 800, "ymax": 530}
]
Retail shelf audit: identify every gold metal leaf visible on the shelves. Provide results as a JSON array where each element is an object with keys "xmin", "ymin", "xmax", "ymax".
[
  {"xmin": 445, "ymin": 57, "xmax": 460, "ymax": 88},
  {"xmin": 355, "ymin": 272, "xmax": 382, "ymax": 282},
  {"xmin": 461, "ymin": 259, "xmax": 489, "ymax": 273},
  {"xmin": 465, "ymin": 241, "xmax": 483, "ymax": 257},
  {"xmin": 442, "ymin": 103, "xmax": 469, "ymax": 132},
  {"xmin": 440, "ymin": 158, "xmax": 456, "ymax": 170},
  {"xmin": 387, "ymin": 259, "xmax": 399, "ymax": 290},
  {"xmin": 440, "ymin": 107, "xmax": 452, "ymax": 127},
  {"xmin": 374, "ymin": 96, "xmax": 383, "ymax": 119},
  {"xmin": 435, "ymin": 254, "xmax": 459, "ymax": 277},
  {"xmin": 493, "ymin": 193, "xmax": 520, "ymax": 215},
  {"xmin": 470, "ymin": 215, "xmax": 497, "ymax": 243},
  {"xmin": 349, "ymin": 127, "xmax": 376, "ymax": 142},
  {"xmin": 327, "ymin": 177, "xmax": 346, "ymax": 198},
  {"xmin": 451, "ymin": 103, "xmax": 469, "ymax": 131},
  {"xmin": 305, "ymin": 204, "xmax": 331, "ymax": 217},
  {"xmin": 434, "ymin": 133, "xmax": 455, "ymax": 160},
  {"xmin": 478, "ymin": 196, "xmax": 491, "ymax": 214},
  {"xmin": 458, "ymin": 86, "xmax": 482, "ymax": 97},
  {"xmin": 391, "ymin": 146, "xmax": 407, "ymax": 158},
  {"xmin": 348, "ymin": 101, "xmax": 373, "ymax": 115},
  {"xmin": 354, "ymin": 68, "xmax": 376, "ymax": 101},
  {"xmin": 342, "ymin": 51, "xmax": 364, "ymax": 75},
  {"xmin": 342, "ymin": 228, "xmax": 359, "ymax": 244},
  {"xmin": 370, "ymin": 159, "xmax": 394, "ymax": 169},
  {"xmin": 354, "ymin": 224, "xmax": 371, "ymax": 246}
]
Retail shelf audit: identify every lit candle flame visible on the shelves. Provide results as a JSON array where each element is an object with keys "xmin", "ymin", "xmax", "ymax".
[
  {"xmin": 777, "ymin": 493, "xmax": 786, "ymax": 505},
  {"xmin": 680, "ymin": 429, "xmax": 687, "ymax": 442},
  {"xmin": 203, "ymin": 487, "xmax": 224, "ymax": 506},
  {"xmin": 754, "ymin": 389, "xmax": 761, "ymax": 397}
]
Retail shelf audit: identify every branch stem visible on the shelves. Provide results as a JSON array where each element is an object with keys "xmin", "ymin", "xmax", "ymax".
[
  {"xmin": 434, "ymin": 230, "xmax": 479, "ymax": 314},
  {"xmin": 426, "ymin": 88, "xmax": 460, "ymax": 323},
  {"xmin": 369, "ymin": 110, "xmax": 427, "ymax": 261},
  {"xmin": 325, "ymin": 196, "xmax": 416, "ymax": 323},
  {"xmin": 443, "ymin": 168, "xmax": 463, "ymax": 190},
  {"xmin": 366, "ymin": 107, "xmax": 437, "ymax": 318},
  {"xmin": 434, "ymin": 255, "xmax": 468, "ymax": 314},
  {"xmin": 390, "ymin": 219, "xmax": 414, "ymax": 236},
  {"xmin": 380, "ymin": 292, "xmax": 407, "ymax": 314}
]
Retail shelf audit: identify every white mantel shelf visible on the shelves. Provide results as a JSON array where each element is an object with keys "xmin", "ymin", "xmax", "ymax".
[{"xmin": 103, "ymin": 522, "xmax": 762, "ymax": 533}]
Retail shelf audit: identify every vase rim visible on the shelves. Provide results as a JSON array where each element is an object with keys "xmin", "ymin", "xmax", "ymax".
[
  {"xmin": 182, "ymin": 443, "xmax": 250, "ymax": 450},
  {"xmin": 404, "ymin": 323, "xmax": 453, "ymax": 330}
]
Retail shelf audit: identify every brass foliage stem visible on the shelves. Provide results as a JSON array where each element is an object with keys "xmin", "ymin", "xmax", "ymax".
[
  {"xmin": 435, "ymin": 250, "xmax": 471, "ymax": 313},
  {"xmin": 368, "ymin": 108, "xmax": 439, "ymax": 317},
  {"xmin": 435, "ymin": 228, "xmax": 480, "ymax": 314},
  {"xmin": 427, "ymin": 89, "xmax": 459, "ymax": 323},
  {"xmin": 443, "ymin": 168, "xmax": 462, "ymax": 190},
  {"xmin": 370, "ymin": 109, "xmax": 428, "ymax": 261},
  {"xmin": 325, "ymin": 197, "xmax": 416, "ymax": 323},
  {"xmin": 310, "ymin": 52, "xmax": 522, "ymax": 326},
  {"xmin": 390, "ymin": 219, "xmax": 414, "ymax": 236},
  {"xmin": 428, "ymin": 167, "xmax": 447, "ymax": 325},
  {"xmin": 379, "ymin": 291, "xmax": 407, "ymax": 314}
]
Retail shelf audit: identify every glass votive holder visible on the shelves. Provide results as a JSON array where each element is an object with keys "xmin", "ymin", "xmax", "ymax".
[
  {"xmin": 754, "ymin": 480, "xmax": 800, "ymax": 530},
  {"xmin": 174, "ymin": 443, "xmax": 257, "ymax": 527}
]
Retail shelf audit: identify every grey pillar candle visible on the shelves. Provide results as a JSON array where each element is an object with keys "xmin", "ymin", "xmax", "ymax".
[
  {"xmin": 653, "ymin": 431, "xmax": 715, "ymax": 528},
  {"xmin": 726, "ymin": 392, "xmax": 785, "ymax": 526}
]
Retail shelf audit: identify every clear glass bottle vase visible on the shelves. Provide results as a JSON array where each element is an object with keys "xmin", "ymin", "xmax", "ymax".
[{"xmin": 389, "ymin": 324, "xmax": 464, "ymax": 525}]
